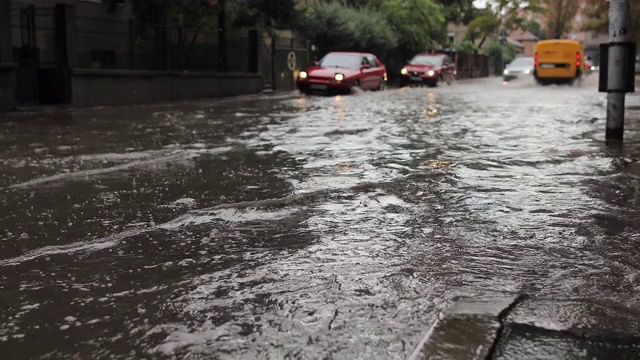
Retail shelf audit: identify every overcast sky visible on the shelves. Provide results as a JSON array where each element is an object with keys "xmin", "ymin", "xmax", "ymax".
[{"xmin": 474, "ymin": 0, "xmax": 489, "ymax": 8}]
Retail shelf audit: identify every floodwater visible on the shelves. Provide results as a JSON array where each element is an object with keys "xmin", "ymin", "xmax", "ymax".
[{"xmin": 0, "ymin": 75, "xmax": 639, "ymax": 359}]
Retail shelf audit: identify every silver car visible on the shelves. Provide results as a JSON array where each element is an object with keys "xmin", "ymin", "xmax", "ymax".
[{"xmin": 503, "ymin": 57, "xmax": 535, "ymax": 81}]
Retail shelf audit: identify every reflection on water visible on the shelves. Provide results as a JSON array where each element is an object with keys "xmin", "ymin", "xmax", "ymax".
[{"xmin": 0, "ymin": 77, "xmax": 640, "ymax": 359}]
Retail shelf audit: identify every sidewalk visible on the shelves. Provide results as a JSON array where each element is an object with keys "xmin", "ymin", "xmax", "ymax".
[{"xmin": 409, "ymin": 295, "xmax": 640, "ymax": 360}]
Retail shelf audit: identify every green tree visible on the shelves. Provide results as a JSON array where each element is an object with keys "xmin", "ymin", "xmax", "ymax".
[
  {"xmin": 544, "ymin": 0, "xmax": 580, "ymax": 39},
  {"xmin": 487, "ymin": 0, "xmax": 545, "ymax": 31},
  {"xmin": 300, "ymin": 2, "xmax": 398, "ymax": 55},
  {"xmin": 435, "ymin": 0, "xmax": 477, "ymax": 25},
  {"xmin": 453, "ymin": 39, "xmax": 479, "ymax": 55},
  {"xmin": 466, "ymin": 12, "xmax": 500, "ymax": 48},
  {"xmin": 230, "ymin": 0, "xmax": 299, "ymax": 30},
  {"xmin": 525, "ymin": 20, "xmax": 544, "ymax": 40},
  {"xmin": 485, "ymin": 40, "xmax": 519, "ymax": 64},
  {"xmin": 581, "ymin": 0, "xmax": 640, "ymax": 43},
  {"xmin": 377, "ymin": 0, "xmax": 446, "ymax": 52}
]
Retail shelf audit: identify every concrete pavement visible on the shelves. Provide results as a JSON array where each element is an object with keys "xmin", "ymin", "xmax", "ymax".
[{"xmin": 410, "ymin": 295, "xmax": 640, "ymax": 359}]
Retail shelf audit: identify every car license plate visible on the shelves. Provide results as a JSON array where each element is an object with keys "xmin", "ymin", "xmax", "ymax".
[
  {"xmin": 410, "ymin": 76, "xmax": 421, "ymax": 81},
  {"xmin": 540, "ymin": 64, "xmax": 555, "ymax": 68},
  {"xmin": 310, "ymin": 84, "xmax": 327, "ymax": 90}
]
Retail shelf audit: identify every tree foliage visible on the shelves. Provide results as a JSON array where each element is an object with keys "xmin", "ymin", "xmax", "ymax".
[
  {"xmin": 229, "ymin": 0, "xmax": 299, "ymax": 30},
  {"xmin": 127, "ymin": 0, "xmax": 217, "ymax": 25},
  {"xmin": 544, "ymin": 0, "xmax": 580, "ymax": 39},
  {"xmin": 487, "ymin": 0, "xmax": 545, "ymax": 31},
  {"xmin": 300, "ymin": 2, "xmax": 398, "ymax": 55},
  {"xmin": 466, "ymin": 12, "xmax": 500, "ymax": 48},
  {"xmin": 376, "ymin": 0, "xmax": 446, "ymax": 53},
  {"xmin": 435, "ymin": 0, "xmax": 477, "ymax": 25},
  {"xmin": 453, "ymin": 39, "xmax": 479, "ymax": 55},
  {"xmin": 581, "ymin": 0, "xmax": 640, "ymax": 43},
  {"xmin": 485, "ymin": 40, "xmax": 519, "ymax": 64}
]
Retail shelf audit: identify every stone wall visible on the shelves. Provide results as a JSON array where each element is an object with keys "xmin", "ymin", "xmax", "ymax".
[{"xmin": 70, "ymin": 69, "xmax": 264, "ymax": 107}]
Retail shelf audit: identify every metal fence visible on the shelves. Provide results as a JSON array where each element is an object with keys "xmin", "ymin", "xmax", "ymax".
[
  {"xmin": 456, "ymin": 53, "xmax": 490, "ymax": 79},
  {"xmin": 76, "ymin": 17, "xmax": 252, "ymax": 72}
]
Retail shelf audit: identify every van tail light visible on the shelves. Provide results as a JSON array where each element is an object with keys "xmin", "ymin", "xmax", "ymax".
[
  {"xmin": 534, "ymin": 52, "xmax": 538, "ymax": 67},
  {"xmin": 576, "ymin": 52, "xmax": 581, "ymax": 67}
]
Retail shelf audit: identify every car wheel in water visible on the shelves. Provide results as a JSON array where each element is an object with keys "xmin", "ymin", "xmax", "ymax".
[
  {"xmin": 351, "ymin": 80, "xmax": 363, "ymax": 95},
  {"xmin": 376, "ymin": 80, "xmax": 386, "ymax": 91}
]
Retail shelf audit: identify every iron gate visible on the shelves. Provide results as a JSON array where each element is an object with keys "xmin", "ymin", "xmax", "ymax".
[{"xmin": 261, "ymin": 33, "xmax": 310, "ymax": 91}]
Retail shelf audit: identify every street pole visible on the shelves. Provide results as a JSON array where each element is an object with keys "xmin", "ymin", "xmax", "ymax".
[
  {"xmin": 606, "ymin": 0, "xmax": 631, "ymax": 141},
  {"xmin": 499, "ymin": 28, "xmax": 507, "ymax": 76}
]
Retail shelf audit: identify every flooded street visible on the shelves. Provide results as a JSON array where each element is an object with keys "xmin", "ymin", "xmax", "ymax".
[{"xmin": 1, "ymin": 76, "xmax": 640, "ymax": 359}]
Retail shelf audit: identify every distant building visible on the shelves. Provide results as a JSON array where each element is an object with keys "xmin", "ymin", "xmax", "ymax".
[{"xmin": 509, "ymin": 29, "xmax": 538, "ymax": 57}]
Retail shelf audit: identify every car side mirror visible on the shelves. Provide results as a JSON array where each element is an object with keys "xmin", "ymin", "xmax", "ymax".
[
  {"xmin": 360, "ymin": 64, "xmax": 370, "ymax": 70},
  {"xmin": 312, "ymin": 61, "xmax": 319, "ymax": 66}
]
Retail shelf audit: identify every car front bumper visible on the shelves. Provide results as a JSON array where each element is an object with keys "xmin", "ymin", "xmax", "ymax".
[
  {"xmin": 401, "ymin": 74, "xmax": 439, "ymax": 84},
  {"xmin": 503, "ymin": 71, "xmax": 532, "ymax": 80},
  {"xmin": 297, "ymin": 79, "xmax": 353, "ymax": 93}
]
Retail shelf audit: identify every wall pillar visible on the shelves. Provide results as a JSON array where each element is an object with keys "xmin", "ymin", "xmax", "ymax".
[
  {"xmin": 0, "ymin": 0, "xmax": 16, "ymax": 111},
  {"xmin": 0, "ymin": 0, "xmax": 11, "ymax": 64}
]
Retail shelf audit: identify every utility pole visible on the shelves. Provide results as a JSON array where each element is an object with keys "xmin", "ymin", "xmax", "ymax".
[
  {"xmin": 605, "ymin": 0, "xmax": 633, "ymax": 141},
  {"xmin": 499, "ymin": 28, "xmax": 507, "ymax": 76}
]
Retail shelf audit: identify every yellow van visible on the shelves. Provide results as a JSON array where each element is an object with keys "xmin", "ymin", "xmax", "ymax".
[{"xmin": 533, "ymin": 40, "xmax": 586, "ymax": 85}]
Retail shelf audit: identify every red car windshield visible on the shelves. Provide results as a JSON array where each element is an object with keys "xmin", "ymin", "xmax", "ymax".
[
  {"xmin": 319, "ymin": 54, "xmax": 362, "ymax": 70},
  {"xmin": 409, "ymin": 55, "xmax": 443, "ymax": 66}
]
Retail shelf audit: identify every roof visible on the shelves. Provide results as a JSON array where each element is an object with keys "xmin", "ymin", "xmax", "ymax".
[
  {"xmin": 415, "ymin": 53, "xmax": 446, "ymax": 57},
  {"xmin": 327, "ymin": 52, "xmax": 375, "ymax": 56},
  {"xmin": 507, "ymin": 37, "xmax": 524, "ymax": 48},
  {"xmin": 536, "ymin": 39, "xmax": 583, "ymax": 45},
  {"xmin": 509, "ymin": 29, "xmax": 539, "ymax": 42}
]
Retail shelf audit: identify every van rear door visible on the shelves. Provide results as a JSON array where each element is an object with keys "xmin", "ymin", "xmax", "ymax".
[{"xmin": 537, "ymin": 42, "xmax": 574, "ymax": 69}]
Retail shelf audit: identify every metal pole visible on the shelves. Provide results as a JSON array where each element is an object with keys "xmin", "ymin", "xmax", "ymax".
[{"xmin": 606, "ymin": 0, "xmax": 631, "ymax": 141}]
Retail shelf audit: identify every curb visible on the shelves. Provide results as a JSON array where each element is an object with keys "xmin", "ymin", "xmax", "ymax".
[
  {"xmin": 407, "ymin": 294, "xmax": 525, "ymax": 360},
  {"xmin": 408, "ymin": 296, "xmax": 640, "ymax": 360}
]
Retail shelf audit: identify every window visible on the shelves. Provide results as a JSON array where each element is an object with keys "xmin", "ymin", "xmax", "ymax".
[{"xmin": 366, "ymin": 56, "xmax": 378, "ymax": 67}]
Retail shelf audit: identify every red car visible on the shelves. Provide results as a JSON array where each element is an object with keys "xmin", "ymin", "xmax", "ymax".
[
  {"xmin": 297, "ymin": 52, "xmax": 387, "ymax": 94},
  {"xmin": 399, "ymin": 53, "xmax": 456, "ymax": 87}
]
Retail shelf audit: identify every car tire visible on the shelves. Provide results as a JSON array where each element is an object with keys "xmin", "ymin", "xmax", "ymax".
[
  {"xmin": 376, "ymin": 80, "xmax": 386, "ymax": 91},
  {"xmin": 351, "ymin": 80, "xmax": 363, "ymax": 95}
]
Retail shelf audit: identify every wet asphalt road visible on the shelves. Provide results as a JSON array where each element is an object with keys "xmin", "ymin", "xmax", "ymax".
[{"xmin": 1, "ymin": 75, "xmax": 640, "ymax": 359}]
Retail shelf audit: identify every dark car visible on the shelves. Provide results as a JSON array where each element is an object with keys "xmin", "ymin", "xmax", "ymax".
[
  {"xmin": 296, "ymin": 52, "xmax": 387, "ymax": 95},
  {"xmin": 399, "ymin": 53, "xmax": 456, "ymax": 87}
]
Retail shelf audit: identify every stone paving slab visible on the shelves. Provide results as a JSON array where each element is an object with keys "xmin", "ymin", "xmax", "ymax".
[{"xmin": 408, "ymin": 295, "xmax": 523, "ymax": 360}]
